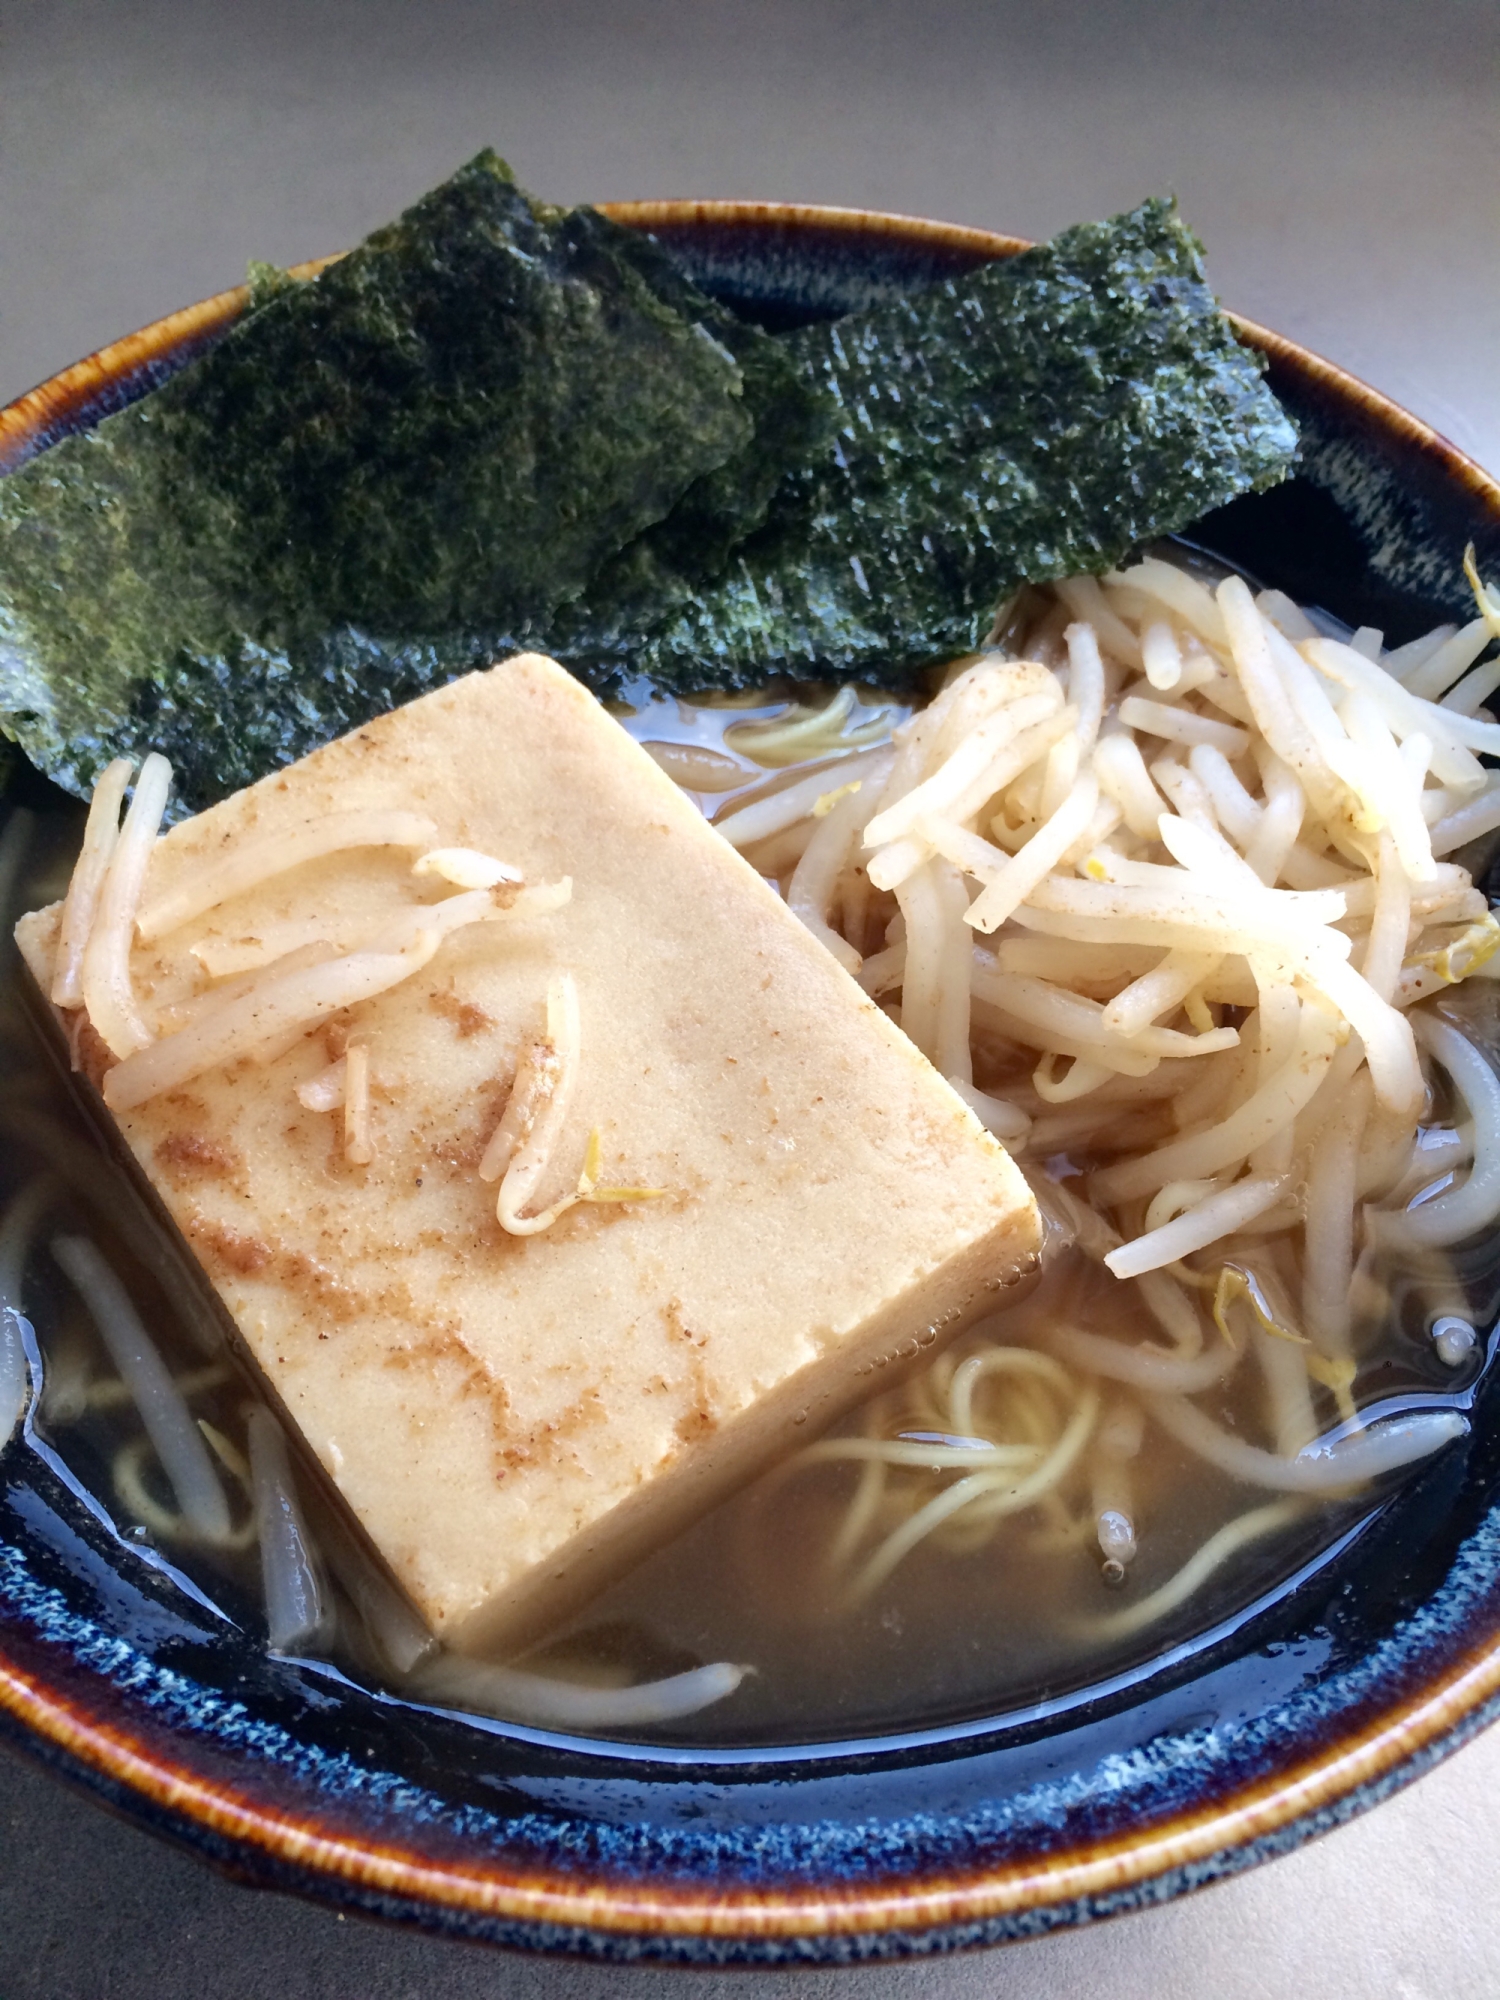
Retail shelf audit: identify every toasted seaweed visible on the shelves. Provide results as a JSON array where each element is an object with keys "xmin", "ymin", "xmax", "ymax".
[
  {"xmin": 0, "ymin": 174, "xmax": 1296, "ymax": 811},
  {"xmin": 244, "ymin": 260, "xmax": 305, "ymax": 312},
  {"xmin": 611, "ymin": 198, "xmax": 1298, "ymax": 691},
  {"xmin": 110, "ymin": 625, "xmax": 500, "ymax": 811},
  {"xmin": 543, "ymin": 222, "xmax": 839, "ymax": 673},
  {"xmin": 0, "ymin": 152, "xmax": 759, "ymax": 801}
]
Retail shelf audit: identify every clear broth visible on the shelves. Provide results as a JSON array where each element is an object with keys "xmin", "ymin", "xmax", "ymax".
[{"xmin": 0, "ymin": 672, "xmax": 1495, "ymax": 1748}]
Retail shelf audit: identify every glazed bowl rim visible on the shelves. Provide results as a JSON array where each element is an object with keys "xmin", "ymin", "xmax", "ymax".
[{"xmin": 2, "ymin": 195, "xmax": 1500, "ymax": 1953}]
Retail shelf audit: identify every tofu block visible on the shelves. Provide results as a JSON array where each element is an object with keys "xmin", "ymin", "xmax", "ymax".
[{"xmin": 17, "ymin": 656, "xmax": 1040, "ymax": 1655}]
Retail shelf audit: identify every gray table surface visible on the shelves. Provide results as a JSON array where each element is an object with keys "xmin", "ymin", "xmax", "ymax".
[{"xmin": 1, "ymin": 2, "xmax": 1498, "ymax": 1993}]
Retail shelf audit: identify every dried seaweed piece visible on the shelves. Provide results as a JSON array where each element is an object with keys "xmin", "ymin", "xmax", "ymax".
[
  {"xmin": 0, "ymin": 180, "xmax": 1297, "ymax": 811},
  {"xmin": 173, "ymin": 173, "xmax": 761, "ymax": 638},
  {"xmin": 0, "ymin": 152, "xmax": 756, "ymax": 799},
  {"xmin": 541, "ymin": 226, "xmax": 837, "ymax": 673},
  {"xmin": 616, "ymin": 197, "xmax": 1298, "ymax": 691},
  {"xmin": 118, "ymin": 626, "xmax": 506, "ymax": 813}
]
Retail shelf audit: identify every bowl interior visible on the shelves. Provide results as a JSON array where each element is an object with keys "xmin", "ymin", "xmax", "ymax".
[{"xmin": 2, "ymin": 201, "xmax": 1500, "ymax": 1961}]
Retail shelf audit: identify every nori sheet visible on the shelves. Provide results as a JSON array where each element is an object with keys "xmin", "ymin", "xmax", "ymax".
[
  {"xmin": 542, "ymin": 225, "xmax": 839, "ymax": 674},
  {"xmin": 0, "ymin": 152, "xmax": 763, "ymax": 804},
  {"xmin": 608, "ymin": 198, "xmax": 1298, "ymax": 690},
  {"xmin": 0, "ymin": 175, "xmax": 1296, "ymax": 813}
]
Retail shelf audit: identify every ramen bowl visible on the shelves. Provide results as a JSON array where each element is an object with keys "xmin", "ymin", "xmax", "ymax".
[{"xmin": 2, "ymin": 201, "xmax": 1500, "ymax": 1965}]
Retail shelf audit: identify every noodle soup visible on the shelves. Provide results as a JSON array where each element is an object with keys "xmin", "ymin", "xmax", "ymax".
[{"xmin": 3, "ymin": 544, "xmax": 1499, "ymax": 1745}]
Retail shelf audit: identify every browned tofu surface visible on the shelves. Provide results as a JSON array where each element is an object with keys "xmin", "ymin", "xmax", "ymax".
[{"xmin": 17, "ymin": 655, "xmax": 1040, "ymax": 1654}]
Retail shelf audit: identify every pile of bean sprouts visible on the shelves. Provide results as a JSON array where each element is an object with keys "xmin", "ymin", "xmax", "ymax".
[{"xmin": 699, "ymin": 547, "xmax": 1500, "ymax": 1620}]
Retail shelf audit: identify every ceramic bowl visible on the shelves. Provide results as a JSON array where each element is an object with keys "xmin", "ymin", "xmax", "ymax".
[{"xmin": 2, "ymin": 201, "xmax": 1500, "ymax": 1967}]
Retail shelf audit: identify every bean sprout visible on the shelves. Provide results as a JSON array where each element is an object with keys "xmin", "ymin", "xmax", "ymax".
[
  {"xmin": 248, "ymin": 1408, "xmax": 327, "ymax": 1653},
  {"xmin": 52, "ymin": 1234, "xmax": 232, "ymax": 1542},
  {"xmin": 731, "ymin": 552, "xmax": 1495, "ymax": 1635},
  {"xmin": 1084, "ymin": 1501, "xmax": 1305, "ymax": 1641},
  {"xmin": 411, "ymin": 1654, "xmax": 748, "ymax": 1728}
]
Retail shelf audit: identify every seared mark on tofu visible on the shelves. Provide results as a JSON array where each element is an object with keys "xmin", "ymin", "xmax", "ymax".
[
  {"xmin": 155, "ymin": 1131, "xmax": 242, "ymax": 1184},
  {"xmin": 430, "ymin": 987, "xmax": 495, "ymax": 1038},
  {"xmin": 383, "ymin": 1328, "xmax": 494, "ymax": 1383},
  {"xmin": 424, "ymin": 1087, "xmax": 511, "ymax": 1177},
  {"xmin": 665, "ymin": 1297, "xmax": 720, "ymax": 1443},
  {"xmin": 665, "ymin": 1298, "xmax": 708, "ymax": 1349},
  {"xmin": 185, "ymin": 1215, "xmax": 272, "ymax": 1275},
  {"xmin": 384, "ymin": 1328, "xmax": 513, "ymax": 1449},
  {"xmin": 68, "ymin": 1014, "xmax": 116, "ymax": 1090},
  {"xmin": 674, "ymin": 1403, "xmax": 718, "ymax": 1446},
  {"xmin": 496, "ymin": 1386, "xmax": 607, "ymax": 1479},
  {"xmin": 184, "ymin": 1210, "xmax": 363, "ymax": 1318}
]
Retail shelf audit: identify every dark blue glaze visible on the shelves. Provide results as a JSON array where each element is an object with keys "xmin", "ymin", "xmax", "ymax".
[
  {"xmin": 2, "ymin": 208, "xmax": 1499, "ymax": 1962},
  {"xmin": 0, "ymin": 339, "xmax": 232, "ymax": 477},
  {"xmin": 4, "ymin": 1413, "xmax": 1500, "ymax": 1960}
]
